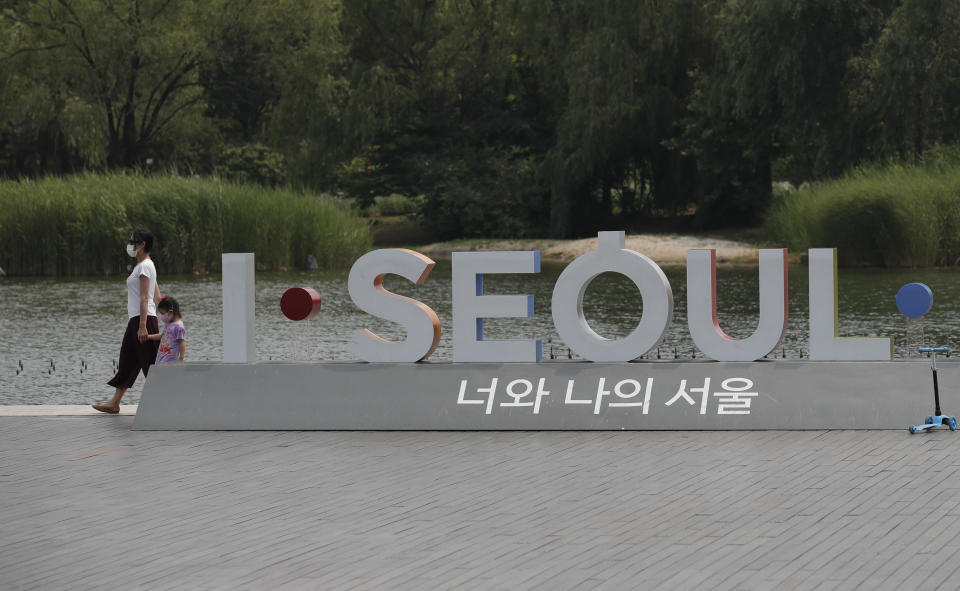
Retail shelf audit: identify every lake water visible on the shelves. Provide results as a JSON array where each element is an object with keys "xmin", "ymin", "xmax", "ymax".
[{"xmin": 1, "ymin": 262, "xmax": 959, "ymax": 404}]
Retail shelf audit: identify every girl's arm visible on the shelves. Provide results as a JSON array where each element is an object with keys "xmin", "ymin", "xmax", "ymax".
[
  {"xmin": 178, "ymin": 339, "xmax": 185, "ymax": 362},
  {"xmin": 147, "ymin": 333, "xmax": 163, "ymax": 341}
]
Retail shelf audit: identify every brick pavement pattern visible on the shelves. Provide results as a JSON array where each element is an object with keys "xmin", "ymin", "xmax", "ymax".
[{"xmin": 2, "ymin": 417, "xmax": 960, "ymax": 590}]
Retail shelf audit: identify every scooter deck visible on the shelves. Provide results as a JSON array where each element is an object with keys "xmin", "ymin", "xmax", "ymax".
[{"xmin": 909, "ymin": 415, "xmax": 957, "ymax": 433}]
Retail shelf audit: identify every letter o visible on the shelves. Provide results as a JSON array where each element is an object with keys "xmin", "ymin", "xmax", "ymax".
[{"xmin": 551, "ymin": 232, "xmax": 673, "ymax": 362}]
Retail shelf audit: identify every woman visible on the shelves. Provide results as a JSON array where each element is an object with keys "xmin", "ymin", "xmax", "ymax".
[{"xmin": 93, "ymin": 229, "xmax": 163, "ymax": 413}]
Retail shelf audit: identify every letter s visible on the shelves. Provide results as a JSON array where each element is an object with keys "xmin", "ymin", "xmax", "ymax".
[{"xmin": 347, "ymin": 249, "xmax": 442, "ymax": 362}]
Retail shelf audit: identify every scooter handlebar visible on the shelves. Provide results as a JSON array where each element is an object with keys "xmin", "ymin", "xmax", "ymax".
[{"xmin": 918, "ymin": 347, "xmax": 949, "ymax": 353}]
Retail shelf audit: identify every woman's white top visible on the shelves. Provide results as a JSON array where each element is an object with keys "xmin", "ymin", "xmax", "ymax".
[{"xmin": 127, "ymin": 258, "xmax": 158, "ymax": 318}]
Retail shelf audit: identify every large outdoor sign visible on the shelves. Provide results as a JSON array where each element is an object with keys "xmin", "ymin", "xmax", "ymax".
[
  {"xmin": 134, "ymin": 232, "xmax": 946, "ymax": 431},
  {"xmin": 345, "ymin": 232, "xmax": 890, "ymax": 363}
]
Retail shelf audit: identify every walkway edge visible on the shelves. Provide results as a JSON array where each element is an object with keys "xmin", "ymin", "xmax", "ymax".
[{"xmin": 0, "ymin": 405, "xmax": 138, "ymax": 416}]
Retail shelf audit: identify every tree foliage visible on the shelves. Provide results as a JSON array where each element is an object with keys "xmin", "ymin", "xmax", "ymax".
[
  {"xmin": 2, "ymin": 0, "xmax": 958, "ymax": 237},
  {"xmin": 1, "ymin": 0, "xmax": 210, "ymax": 169}
]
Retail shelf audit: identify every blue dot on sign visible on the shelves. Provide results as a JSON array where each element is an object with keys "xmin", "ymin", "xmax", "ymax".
[{"xmin": 896, "ymin": 282, "xmax": 933, "ymax": 318}]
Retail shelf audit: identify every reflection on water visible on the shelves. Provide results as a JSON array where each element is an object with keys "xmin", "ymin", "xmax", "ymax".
[{"xmin": 2, "ymin": 262, "xmax": 959, "ymax": 404}]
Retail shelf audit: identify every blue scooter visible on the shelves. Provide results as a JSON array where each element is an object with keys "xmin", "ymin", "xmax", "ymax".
[{"xmin": 909, "ymin": 347, "xmax": 957, "ymax": 433}]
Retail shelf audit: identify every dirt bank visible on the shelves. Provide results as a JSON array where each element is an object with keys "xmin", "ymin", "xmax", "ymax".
[{"xmin": 416, "ymin": 233, "xmax": 759, "ymax": 265}]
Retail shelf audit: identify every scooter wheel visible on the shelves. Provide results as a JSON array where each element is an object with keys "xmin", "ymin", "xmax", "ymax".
[
  {"xmin": 926, "ymin": 417, "xmax": 934, "ymax": 425},
  {"xmin": 951, "ymin": 418, "xmax": 957, "ymax": 431},
  {"xmin": 910, "ymin": 426, "xmax": 918, "ymax": 434}
]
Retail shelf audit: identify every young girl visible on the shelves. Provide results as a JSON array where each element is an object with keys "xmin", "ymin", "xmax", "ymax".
[{"xmin": 151, "ymin": 296, "xmax": 186, "ymax": 364}]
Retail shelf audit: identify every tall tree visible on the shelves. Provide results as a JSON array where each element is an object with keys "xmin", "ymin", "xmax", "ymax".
[
  {"xmin": 851, "ymin": 0, "xmax": 960, "ymax": 162},
  {"xmin": 335, "ymin": 0, "xmax": 546, "ymax": 237},
  {"xmin": 264, "ymin": 0, "xmax": 349, "ymax": 190},
  {"xmin": 679, "ymin": 0, "xmax": 887, "ymax": 225},
  {"xmin": 516, "ymin": 0, "xmax": 712, "ymax": 236},
  {"xmin": 1, "ymin": 0, "xmax": 211, "ymax": 169}
]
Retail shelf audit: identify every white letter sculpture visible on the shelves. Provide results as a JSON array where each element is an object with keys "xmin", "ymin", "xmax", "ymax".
[
  {"xmin": 452, "ymin": 251, "xmax": 541, "ymax": 362},
  {"xmin": 348, "ymin": 249, "xmax": 442, "ymax": 362},
  {"xmin": 552, "ymin": 231, "xmax": 673, "ymax": 362},
  {"xmin": 222, "ymin": 253, "xmax": 256, "ymax": 363},
  {"xmin": 808, "ymin": 248, "xmax": 891, "ymax": 360},
  {"xmin": 687, "ymin": 249, "xmax": 788, "ymax": 361}
]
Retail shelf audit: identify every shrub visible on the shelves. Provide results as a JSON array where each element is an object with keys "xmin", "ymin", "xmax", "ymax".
[
  {"xmin": 365, "ymin": 194, "xmax": 424, "ymax": 217},
  {"xmin": 764, "ymin": 160, "xmax": 960, "ymax": 266},
  {"xmin": 212, "ymin": 143, "xmax": 287, "ymax": 187},
  {"xmin": 0, "ymin": 172, "xmax": 371, "ymax": 276}
]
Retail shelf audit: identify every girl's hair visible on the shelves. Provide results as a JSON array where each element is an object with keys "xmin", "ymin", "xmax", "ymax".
[{"xmin": 158, "ymin": 295, "xmax": 181, "ymax": 316}]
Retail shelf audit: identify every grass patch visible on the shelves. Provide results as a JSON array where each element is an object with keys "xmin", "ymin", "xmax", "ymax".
[{"xmin": 0, "ymin": 172, "xmax": 372, "ymax": 276}]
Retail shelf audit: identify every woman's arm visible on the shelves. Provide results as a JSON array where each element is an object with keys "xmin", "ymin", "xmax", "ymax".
[{"xmin": 138, "ymin": 275, "xmax": 150, "ymax": 343}]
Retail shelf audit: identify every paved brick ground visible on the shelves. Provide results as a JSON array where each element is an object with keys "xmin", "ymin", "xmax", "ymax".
[{"xmin": 3, "ymin": 417, "xmax": 960, "ymax": 590}]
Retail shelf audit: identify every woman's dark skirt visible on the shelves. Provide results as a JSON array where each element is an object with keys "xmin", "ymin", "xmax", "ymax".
[{"xmin": 107, "ymin": 315, "xmax": 160, "ymax": 390}]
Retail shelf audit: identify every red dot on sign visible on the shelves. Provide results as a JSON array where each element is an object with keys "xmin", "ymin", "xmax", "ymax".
[{"xmin": 281, "ymin": 287, "xmax": 322, "ymax": 321}]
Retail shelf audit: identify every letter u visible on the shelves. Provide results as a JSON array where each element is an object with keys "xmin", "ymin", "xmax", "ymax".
[{"xmin": 686, "ymin": 249, "xmax": 788, "ymax": 361}]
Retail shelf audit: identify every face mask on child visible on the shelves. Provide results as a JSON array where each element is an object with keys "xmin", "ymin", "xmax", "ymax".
[
  {"xmin": 126, "ymin": 244, "xmax": 138, "ymax": 258},
  {"xmin": 161, "ymin": 312, "xmax": 173, "ymax": 324}
]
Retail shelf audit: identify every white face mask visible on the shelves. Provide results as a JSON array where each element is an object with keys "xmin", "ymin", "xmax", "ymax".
[{"xmin": 126, "ymin": 244, "xmax": 138, "ymax": 258}]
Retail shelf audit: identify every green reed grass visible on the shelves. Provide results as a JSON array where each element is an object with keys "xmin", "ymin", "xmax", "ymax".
[
  {"xmin": 0, "ymin": 173, "xmax": 372, "ymax": 276},
  {"xmin": 765, "ymin": 162, "xmax": 960, "ymax": 267}
]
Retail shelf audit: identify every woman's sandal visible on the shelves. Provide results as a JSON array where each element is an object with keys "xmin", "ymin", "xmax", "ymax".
[{"xmin": 92, "ymin": 404, "xmax": 120, "ymax": 414}]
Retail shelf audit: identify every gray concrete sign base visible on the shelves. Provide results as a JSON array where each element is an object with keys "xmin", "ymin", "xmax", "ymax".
[{"xmin": 132, "ymin": 359, "xmax": 959, "ymax": 430}]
